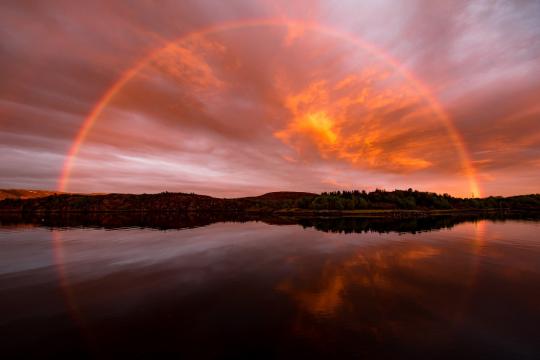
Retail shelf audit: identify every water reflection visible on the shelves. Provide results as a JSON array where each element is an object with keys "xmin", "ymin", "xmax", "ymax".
[
  {"xmin": 0, "ymin": 215, "xmax": 539, "ymax": 358},
  {"xmin": 2, "ymin": 211, "xmax": 539, "ymax": 232}
]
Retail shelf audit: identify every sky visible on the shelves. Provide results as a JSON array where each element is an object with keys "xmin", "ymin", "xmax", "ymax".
[{"xmin": 1, "ymin": 0, "xmax": 539, "ymax": 197}]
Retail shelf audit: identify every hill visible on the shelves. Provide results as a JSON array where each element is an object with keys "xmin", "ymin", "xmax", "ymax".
[
  {"xmin": 247, "ymin": 191, "xmax": 317, "ymax": 200},
  {"xmin": 0, "ymin": 189, "xmax": 538, "ymax": 214},
  {"xmin": 0, "ymin": 189, "xmax": 66, "ymax": 201}
]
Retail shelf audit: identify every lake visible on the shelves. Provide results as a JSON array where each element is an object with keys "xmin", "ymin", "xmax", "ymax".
[{"xmin": 1, "ymin": 214, "xmax": 539, "ymax": 358}]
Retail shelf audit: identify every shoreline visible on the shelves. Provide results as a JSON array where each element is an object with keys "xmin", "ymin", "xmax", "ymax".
[{"xmin": 0, "ymin": 208, "xmax": 537, "ymax": 218}]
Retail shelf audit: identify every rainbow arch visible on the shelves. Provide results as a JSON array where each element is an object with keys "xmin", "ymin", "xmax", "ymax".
[{"xmin": 57, "ymin": 18, "xmax": 481, "ymax": 197}]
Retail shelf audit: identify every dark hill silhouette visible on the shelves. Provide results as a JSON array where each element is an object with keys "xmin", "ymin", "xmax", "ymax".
[
  {"xmin": 0, "ymin": 189, "xmax": 66, "ymax": 201},
  {"xmin": 0, "ymin": 189, "xmax": 538, "ymax": 215},
  {"xmin": 247, "ymin": 191, "xmax": 317, "ymax": 200}
]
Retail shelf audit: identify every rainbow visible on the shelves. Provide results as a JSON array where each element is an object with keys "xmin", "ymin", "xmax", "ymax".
[{"xmin": 57, "ymin": 18, "xmax": 481, "ymax": 197}]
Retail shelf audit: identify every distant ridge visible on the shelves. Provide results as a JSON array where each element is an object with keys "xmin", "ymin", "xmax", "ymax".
[
  {"xmin": 0, "ymin": 189, "xmax": 65, "ymax": 201},
  {"xmin": 0, "ymin": 189, "xmax": 107, "ymax": 201},
  {"xmin": 0, "ymin": 189, "xmax": 539, "ymax": 214},
  {"xmin": 0, "ymin": 189, "xmax": 314, "ymax": 202},
  {"xmin": 247, "ymin": 191, "xmax": 317, "ymax": 200}
]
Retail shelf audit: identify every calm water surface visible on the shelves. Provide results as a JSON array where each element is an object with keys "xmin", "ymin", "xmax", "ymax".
[{"xmin": 1, "ymin": 216, "xmax": 539, "ymax": 358}]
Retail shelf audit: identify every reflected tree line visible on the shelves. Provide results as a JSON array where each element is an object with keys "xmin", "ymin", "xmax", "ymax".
[{"xmin": 1, "ymin": 211, "xmax": 538, "ymax": 234}]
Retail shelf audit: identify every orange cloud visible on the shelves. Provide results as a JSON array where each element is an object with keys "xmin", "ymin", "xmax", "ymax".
[
  {"xmin": 276, "ymin": 244, "xmax": 443, "ymax": 317},
  {"xmin": 274, "ymin": 70, "xmax": 434, "ymax": 172},
  {"xmin": 276, "ymin": 271, "xmax": 345, "ymax": 315},
  {"xmin": 284, "ymin": 23, "xmax": 306, "ymax": 46},
  {"xmin": 152, "ymin": 36, "xmax": 225, "ymax": 90}
]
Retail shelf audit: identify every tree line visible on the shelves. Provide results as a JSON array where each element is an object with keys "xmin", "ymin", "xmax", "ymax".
[{"xmin": 290, "ymin": 189, "xmax": 540, "ymax": 210}]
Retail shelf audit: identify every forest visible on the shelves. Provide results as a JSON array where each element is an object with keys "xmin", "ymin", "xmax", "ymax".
[{"xmin": 0, "ymin": 189, "xmax": 539, "ymax": 214}]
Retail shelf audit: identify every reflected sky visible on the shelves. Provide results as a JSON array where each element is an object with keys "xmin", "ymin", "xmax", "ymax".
[{"xmin": 1, "ymin": 219, "xmax": 540, "ymax": 357}]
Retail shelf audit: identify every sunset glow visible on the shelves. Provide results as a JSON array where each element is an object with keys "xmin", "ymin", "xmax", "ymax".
[
  {"xmin": 3, "ymin": 3, "xmax": 540, "ymax": 357},
  {"xmin": 2, "ymin": 1, "xmax": 539, "ymax": 197}
]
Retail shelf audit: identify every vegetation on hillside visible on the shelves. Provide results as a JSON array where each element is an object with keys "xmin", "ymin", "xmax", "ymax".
[
  {"xmin": 0, "ymin": 189, "xmax": 66, "ymax": 201},
  {"xmin": 0, "ymin": 189, "xmax": 538, "ymax": 214},
  {"xmin": 291, "ymin": 189, "xmax": 540, "ymax": 211}
]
